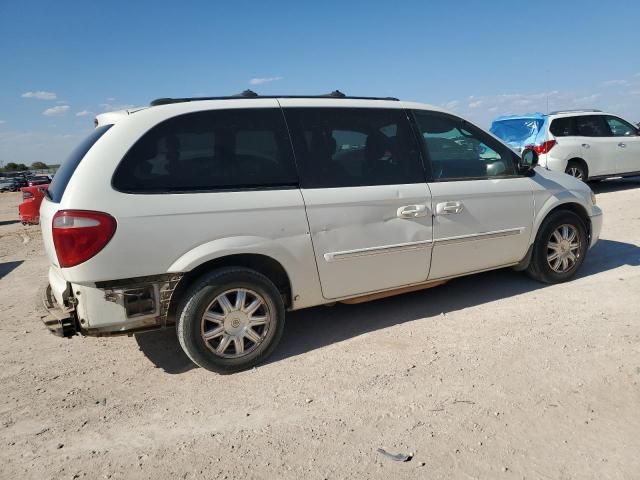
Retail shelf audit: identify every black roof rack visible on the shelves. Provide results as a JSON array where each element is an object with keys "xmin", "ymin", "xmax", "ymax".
[{"xmin": 150, "ymin": 90, "xmax": 399, "ymax": 106}]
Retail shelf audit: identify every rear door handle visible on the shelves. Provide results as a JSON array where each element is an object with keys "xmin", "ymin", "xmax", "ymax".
[
  {"xmin": 397, "ymin": 204, "xmax": 428, "ymax": 218},
  {"xmin": 582, "ymin": 143, "xmax": 590, "ymax": 149},
  {"xmin": 618, "ymin": 142, "xmax": 626, "ymax": 148},
  {"xmin": 436, "ymin": 201, "xmax": 464, "ymax": 215}
]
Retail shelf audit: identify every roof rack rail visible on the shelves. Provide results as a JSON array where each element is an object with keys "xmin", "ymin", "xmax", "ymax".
[
  {"xmin": 549, "ymin": 109, "xmax": 602, "ymax": 115},
  {"xmin": 149, "ymin": 91, "xmax": 399, "ymax": 106}
]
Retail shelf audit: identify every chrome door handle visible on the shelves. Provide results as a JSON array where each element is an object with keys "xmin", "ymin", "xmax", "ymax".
[
  {"xmin": 436, "ymin": 201, "xmax": 464, "ymax": 215},
  {"xmin": 397, "ymin": 204, "xmax": 428, "ymax": 218},
  {"xmin": 618, "ymin": 142, "xmax": 626, "ymax": 148},
  {"xmin": 582, "ymin": 143, "xmax": 591, "ymax": 149}
]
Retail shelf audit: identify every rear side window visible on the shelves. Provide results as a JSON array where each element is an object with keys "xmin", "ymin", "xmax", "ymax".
[
  {"xmin": 549, "ymin": 117, "xmax": 576, "ymax": 137},
  {"xmin": 574, "ymin": 115, "xmax": 611, "ymax": 137},
  {"xmin": 47, "ymin": 125, "xmax": 112, "ymax": 202},
  {"xmin": 113, "ymin": 108, "xmax": 297, "ymax": 193},
  {"xmin": 284, "ymin": 108, "xmax": 424, "ymax": 188}
]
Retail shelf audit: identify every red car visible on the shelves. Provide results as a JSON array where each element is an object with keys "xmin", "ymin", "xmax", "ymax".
[{"xmin": 19, "ymin": 184, "xmax": 49, "ymax": 225}]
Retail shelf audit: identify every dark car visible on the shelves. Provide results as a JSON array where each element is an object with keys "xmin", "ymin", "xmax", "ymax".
[
  {"xmin": 0, "ymin": 177, "xmax": 27, "ymax": 192},
  {"xmin": 27, "ymin": 176, "xmax": 50, "ymax": 186}
]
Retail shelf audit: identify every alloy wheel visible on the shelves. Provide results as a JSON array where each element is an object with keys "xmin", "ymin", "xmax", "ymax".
[
  {"xmin": 200, "ymin": 288, "xmax": 271, "ymax": 358},
  {"xmin": 546, "ymin": 224, "xmax": 581, "ymax": 273}
]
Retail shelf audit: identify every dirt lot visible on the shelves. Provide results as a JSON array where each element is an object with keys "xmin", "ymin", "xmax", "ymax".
[{"xmin": 0, "ymin": 181, "xmax": 639, "ymax": 480}]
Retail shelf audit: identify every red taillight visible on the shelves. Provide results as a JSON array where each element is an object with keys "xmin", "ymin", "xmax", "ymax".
[
  {"xmin": 22, "ymin": 191, "xmax": 34, "ymax": 200},
  {"xmin": 52, "ymin": 210, "xmax": 116, "ymax": 268},
  {"xmin": 531, "ymin": 140, "xmax": 557, "ymax": 155}
]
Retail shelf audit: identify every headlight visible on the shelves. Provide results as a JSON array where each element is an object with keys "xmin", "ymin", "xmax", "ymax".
[{"xmin": 590, "ymin": 191, "xmax": 597, "ymax": 205}]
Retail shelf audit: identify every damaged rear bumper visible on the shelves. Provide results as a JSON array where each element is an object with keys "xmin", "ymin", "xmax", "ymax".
[
  {"xmin": 40, "ymin": 272, "xmax": 183, "ymax": 337},
  {"xmin": 41, "ymin": 284, "xmax": 78, "ymax": 337}
]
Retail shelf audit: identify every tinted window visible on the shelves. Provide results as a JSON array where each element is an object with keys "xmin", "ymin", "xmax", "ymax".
[
  {"xmin": 550, "ymin": 117, "xmax": 576, "ymax": 137},
  {"xmin": 575, "ymin": 115, "xmax": 610, "ymax": 137},
  {"xmin": 47, "ymin": 125, "xmax": 112, "ymax": 202},
  {"xmin": 284, "ymin": 108, "xmax": 424, "ymax": 188},
  {"xmin": 413, "ymin": 111, "xmax": 517, "ymax": 181},
  {"xmin": 605, "ymin": 116, "xmax": 636, "ymax": 136},
  {"xmin": 113, "ymin": 109, "xmax": 297, "ymax": 193}
]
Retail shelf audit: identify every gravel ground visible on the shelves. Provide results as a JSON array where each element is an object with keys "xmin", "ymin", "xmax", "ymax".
[{"xmin": 0, "ymin": 179, "xmax": 639, "ymax": 480}]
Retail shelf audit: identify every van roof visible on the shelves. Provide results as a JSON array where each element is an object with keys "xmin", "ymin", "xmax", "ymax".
[{"xmin": 149, "ymin": 90, "xmax": 400, "ymax": 106}]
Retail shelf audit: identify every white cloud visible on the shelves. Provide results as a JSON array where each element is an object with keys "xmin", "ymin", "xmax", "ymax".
[
  {"xmin": 105, "ymin": 97, "xmax": 116, "ymax": 102},
  {"xmin": 468, "ymin": 100, "xmax": 483, "ymax": 109},
  {"xmin": 249, "ymin": 76, "xmax": 283, "ymax": 86},
  {"xmin": 442, "ymin": 100, "xmax": 460, "ymax": 110},
  {"xmin": 0, "ymin": 120, "xmax": 6, "ymax": 125},
  {"xmin": 42, "ymin": 105, "xmax": 70, "ymax": 116},
  {"xmin": 573, "ymin": 93, "xmax": 601, "ymax": 104},
  {"xmin": 22, "ymin": 90, "xmax": 57, "ymax": 100},
  {"xmin": 75, "ymin": 110, "xmax": 94, "ymax": 117},
  {"xmin": 0, "ymin": 131, "xmax": 89, "ymax": 165},
  {"xmin": 100, "ymin": 103, "xmax": 135, "ymax": 112},
  {"xmin": 601, "ymin": 79, "xmax": 629, "ymax": 87}
]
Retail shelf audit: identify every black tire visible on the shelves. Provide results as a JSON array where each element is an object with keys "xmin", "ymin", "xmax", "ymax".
[
  {"xmin": 565, "ymin": 160, "xmax": 588, "ymax": 182},
  {"xmin": 176, "ymin": 267, "xmax": 286, "ymax": 374},
  {"xmin": 526, "ymin": 210, "xmax": 588, "ymax": 284}
]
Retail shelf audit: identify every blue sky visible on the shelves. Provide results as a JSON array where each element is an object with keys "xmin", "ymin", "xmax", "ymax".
[{"xmin": 1, "ymin": 0, "xmax": 638, "ymax": 166}]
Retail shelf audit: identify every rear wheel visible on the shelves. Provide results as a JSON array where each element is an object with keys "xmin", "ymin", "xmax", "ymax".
[
  {"xmin": 176, "ymin": 267, "xmax": 285, "ymax": 374},
  {"xmin": 565, "ymin": 160, "xmax": 587, "ymax": 182},
  {"xmin": 526, "ymin": 210, "xmax": 588, "ymax": 284}
]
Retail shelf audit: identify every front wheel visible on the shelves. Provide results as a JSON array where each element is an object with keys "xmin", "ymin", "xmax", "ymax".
[
  {"xmin": 526, "ymin": 211, "xmax": 588, "ymax": 284},
  {"xmin": 176, "ymin": 267, "xmax": 286, "ymax": 374}
]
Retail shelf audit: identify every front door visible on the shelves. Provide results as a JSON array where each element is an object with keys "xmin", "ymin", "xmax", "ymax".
[
  {"xmin": 604, "ymin": 115, "xmax": 640, "ymax": 175},
  {"xmin": 282, "ymin": 104, "xmax": 433, "ymax": 299},
  {"xmin": 574, "ymin": 115, "xmax": 618, "ymax": 177},
  {"xmin": 411, "ymin": 110, "xmax": 535, "ymax": 280}
]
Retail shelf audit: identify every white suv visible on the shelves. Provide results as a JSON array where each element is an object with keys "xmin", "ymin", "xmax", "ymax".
[
  {"xmin": 490, "ymin": 109, "xmax": 640, "ymax": 181},
  {"xmin": 40, "ymin": 93, "xmax": 603, "ymax": 373}
]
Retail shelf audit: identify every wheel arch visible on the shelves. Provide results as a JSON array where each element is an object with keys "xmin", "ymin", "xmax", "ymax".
[
  {"xmin": 169, "ymin": 253, "xmax": 293, "ymax": 320},
  {"xmin": 532, "ymin": 199, "xmax": 592, "ymax": 246},
  {"xmin": 566, "ymin": 157, "xmax": 589, "ymax": 179}
]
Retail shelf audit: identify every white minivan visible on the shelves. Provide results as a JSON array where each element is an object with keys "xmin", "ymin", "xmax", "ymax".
[{"xmin": 40, "ymin": 92, "xmax": 603, "ymax": 373}]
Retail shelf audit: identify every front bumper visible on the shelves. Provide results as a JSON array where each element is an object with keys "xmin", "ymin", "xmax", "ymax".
[{"xmin": 589, "ymin": 207, "xmax": 603, "ymax": 249}]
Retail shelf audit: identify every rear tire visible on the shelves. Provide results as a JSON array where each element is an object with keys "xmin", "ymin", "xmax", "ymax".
[
  {"xmin": 176, "ymin": 267, "xmax": 286, "ymax": 374},
  {"xmin": 526, "ymin": 210, "xmax": 588, "ymax": 284},
  {"xmin": 565, "ymin": 160, "xmax": 587, "ymax": 182}
]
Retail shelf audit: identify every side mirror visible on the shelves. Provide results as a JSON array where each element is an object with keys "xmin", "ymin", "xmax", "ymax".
[{"xmin": 519, "ymin": 148, "xmax": 538, "ymax": 174}]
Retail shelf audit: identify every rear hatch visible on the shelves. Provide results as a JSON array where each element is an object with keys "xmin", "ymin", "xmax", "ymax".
[
  {"xmin": 41, "ymin": 125, "xmax": 113, "ymax": 266},
  {"xmin": 490, "ymin": 115, "xmax": 546, "ymax": 152}
]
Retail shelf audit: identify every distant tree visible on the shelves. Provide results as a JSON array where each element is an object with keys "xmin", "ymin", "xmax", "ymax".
[
  {"xmin": 4, "ymin": 162, "xmax": 19, "ymax": 171},
  {"xmin": 31, "ymin": 161, "xmax": 48, "ymax": 170}
]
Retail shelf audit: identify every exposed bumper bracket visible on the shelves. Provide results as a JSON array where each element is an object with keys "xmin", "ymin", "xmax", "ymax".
[{"xmin": 41, "ymin": 284, "xmax": 78, "ymax": 338}]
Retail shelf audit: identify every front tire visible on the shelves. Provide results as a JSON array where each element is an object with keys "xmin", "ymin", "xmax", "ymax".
[
  {"xmin": 526, "ymin": 210, "xmax": 588, "ymax": 284},
  {"xmin": 176, "ymin": 267, "xmax": 286, "ymax": 374}
]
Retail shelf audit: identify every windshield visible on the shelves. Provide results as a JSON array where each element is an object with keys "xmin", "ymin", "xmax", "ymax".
[{"xmin": 490, "ymin": 118, "xmax": 544, "ymax": 145}]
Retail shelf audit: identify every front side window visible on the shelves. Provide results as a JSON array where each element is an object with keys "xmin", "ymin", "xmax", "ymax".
[
  {"xmin": 413, "ymin": 111, "xmax": 517, "ymax": 181},
  {"xmin": 605, "ymin": 116, "xmax": 637, "ymax": 137},
  {"xmin": 574, "ymin": 115, "xmax": 611, "ymax": 137},
  {"xmin": 113, "ymin": 108, "xmax": 297, "ymax": 193},
  {"xmin": 284, "ymin": 108, "xmax": 424, "ymax": 188}
]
